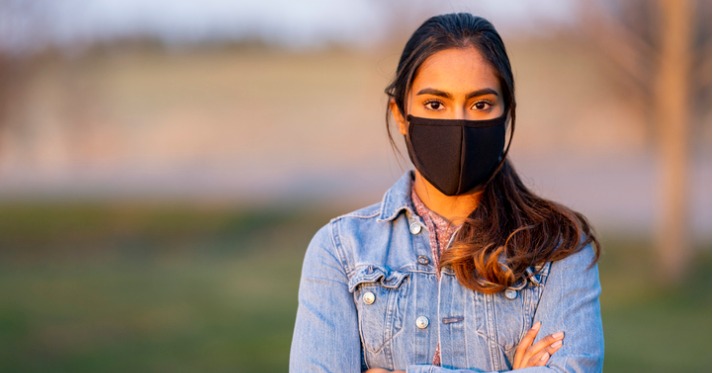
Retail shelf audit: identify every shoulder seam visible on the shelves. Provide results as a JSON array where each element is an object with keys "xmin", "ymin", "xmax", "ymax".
[
  {"xmin": 342, "ymin": 210, "xmax": 380, "ymax": 219},
  {"xmin": 333, "ymin": 202, "xmax": 381, "ymax": 221},
  {"xmin": 327, "ymin": 218, "xmax": 352, "ymax": 279}
]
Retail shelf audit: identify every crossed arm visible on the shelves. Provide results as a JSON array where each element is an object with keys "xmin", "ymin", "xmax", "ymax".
[
  {"xmin": 367, "ymin": 322, "xmax": 566, "ymax": 373},
  {"xmin": 290, "ymin": 225, "xmax": 603, "ymax": 373}
]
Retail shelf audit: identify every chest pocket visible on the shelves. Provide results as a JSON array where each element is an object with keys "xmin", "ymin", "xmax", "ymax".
[
  {"xmin": 492, "ymin": 263, "xmax": 552, "ymax": 359},
  {"xmin": 349, "ymin": 265, "xmax": 409, "ymax": 359}
]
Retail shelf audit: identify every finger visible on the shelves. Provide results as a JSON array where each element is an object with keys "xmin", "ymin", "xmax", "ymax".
[
  {"xmin": 527, "ymin": 351, "xmax": 550, "ymax": 367},
  {"xmin": 544, "ymin": 338, "xmax": 564, "ymax": 356},
  {"xmin": 515, "ymin": 322, "xmax": 541, "ymax": 357},
  {"xmin": 528, "ymin": 339, "xmax": 563, "ymax": 368},
  {"xmin": 514, "ymin": 321, "xmax": 541, "ymax": 367},
  {"xmin": 527, "ymin": 331, "xmax": 565, "ymax": 356}
]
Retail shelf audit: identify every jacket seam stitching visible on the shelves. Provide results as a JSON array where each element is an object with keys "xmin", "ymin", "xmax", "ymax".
[
  {"xmin": 328, "ymin": 218, "xmax": 351, "ymax": 280},
  {"xmin": 345, "ymin": 210, "xmax": 381, "ymax": 219}
]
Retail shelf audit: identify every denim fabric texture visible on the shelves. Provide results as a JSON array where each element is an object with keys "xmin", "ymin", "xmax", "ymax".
[{"xmin": 290, "ymin": 171, "xmax": 604, "ymax": 373}]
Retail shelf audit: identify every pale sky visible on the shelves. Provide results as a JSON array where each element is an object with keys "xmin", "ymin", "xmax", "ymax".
[{"xmin": 1, "ymin": 0, "xmax": 578, "ymax": 53}]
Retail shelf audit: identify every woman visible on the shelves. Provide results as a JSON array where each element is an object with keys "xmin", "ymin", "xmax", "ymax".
[{"xmin": 290, "ymin": 13, "xmax": 603, "ymax": 373}]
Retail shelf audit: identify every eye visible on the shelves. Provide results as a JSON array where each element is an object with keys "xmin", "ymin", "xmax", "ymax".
[
  {"xmin": 424, "ymin": 100, "xmax": 444, "ymax": 111},
  {"xmin": 472, "ymin": 100, "xmax": 492, "ymax": 111}
]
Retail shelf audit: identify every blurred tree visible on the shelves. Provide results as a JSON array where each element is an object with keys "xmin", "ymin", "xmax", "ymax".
[
  {"xmin": 581, "ymin": 0, "xmax": 711, "ymax": 283},
  {"xmin": 0, "ymin": 1, "xmax": 47, "ymax": 159}
]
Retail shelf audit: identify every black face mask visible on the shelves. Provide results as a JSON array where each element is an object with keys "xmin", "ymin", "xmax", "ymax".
[{"xmin": 405, "ymin": 113, "xmax": 513, "ymax": 196}]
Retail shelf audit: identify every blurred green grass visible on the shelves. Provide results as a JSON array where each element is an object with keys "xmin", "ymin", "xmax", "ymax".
[{"xmin": 0, "ymin": 203, "xmax": 709, "ymax": 372}]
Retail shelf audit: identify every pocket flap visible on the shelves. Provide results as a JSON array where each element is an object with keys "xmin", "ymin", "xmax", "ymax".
[{"xmin": 348, "ymin": 265, "xmax": 408, "ymax": 292}]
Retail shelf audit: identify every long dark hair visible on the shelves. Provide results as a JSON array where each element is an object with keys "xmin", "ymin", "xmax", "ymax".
[{"xmin": 385, "ymin": 13, "xmax": 600, "ymax": 294}]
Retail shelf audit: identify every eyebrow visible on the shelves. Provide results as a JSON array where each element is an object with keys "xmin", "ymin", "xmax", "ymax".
[{"xmin": 416, "ymin": 87, "xmax": 499, "ymax": 100}]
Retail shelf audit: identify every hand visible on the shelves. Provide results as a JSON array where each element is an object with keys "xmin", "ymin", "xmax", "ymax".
[{"xmin": 512, "ymin": 321, "xmax": 565, "ymax": 369}]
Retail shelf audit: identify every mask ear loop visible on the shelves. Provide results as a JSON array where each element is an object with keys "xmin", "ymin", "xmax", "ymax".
[
  {"xmin": 480, "ymin": 113, "xmax": 515, "ymax": 187},
  {"xmin": 404, "ymin": 114, "xmax": 433, "ymax": 202}
]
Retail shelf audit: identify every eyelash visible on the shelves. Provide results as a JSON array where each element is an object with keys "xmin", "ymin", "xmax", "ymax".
[
  {"xmin": 472, "ymin": 100, "xmax": 493, "ymax": 110},
  {"xmin": 424, "ymin": 99, "xmax": 444, "ymax": 111},
  {"xmin": 423, "ymin": 99, "xmax": 493, "ymax": 111}
]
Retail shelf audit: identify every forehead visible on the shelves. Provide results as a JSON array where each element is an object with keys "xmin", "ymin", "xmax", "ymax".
[{"xmin": 411, "ymin": 47, "xmax": 500, "ymax": 93}]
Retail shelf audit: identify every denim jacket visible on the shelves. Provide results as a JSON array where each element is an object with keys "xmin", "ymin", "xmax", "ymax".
[{"xmin": 290, "ymin": 171, "xmax": 603, "ymax": 372}]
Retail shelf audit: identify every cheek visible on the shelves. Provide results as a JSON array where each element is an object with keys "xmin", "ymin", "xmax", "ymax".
[{"xmin": 496, "ymin": 97, "xmax": 507, "ymax": 116}]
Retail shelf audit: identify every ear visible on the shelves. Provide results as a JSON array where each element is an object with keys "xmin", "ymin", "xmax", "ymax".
[{"xmin": 389, "ymin": 99, "xmax": 409, "ymax": 136}]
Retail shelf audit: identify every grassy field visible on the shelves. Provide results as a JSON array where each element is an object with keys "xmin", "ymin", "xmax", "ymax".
[{"xmin": 0, "ymin": 203, "xmax": 709, "ymax": 372}]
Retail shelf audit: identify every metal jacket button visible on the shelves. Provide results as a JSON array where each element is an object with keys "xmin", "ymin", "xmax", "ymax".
[
  {"xmin": 409, "ymin": 222, "xmax": 422, "ymax": 235},
  {"xmin": 363, "ymin": 291, "xmax": 376, "ymax": 305},
  {"xmin": 504, "ymin": 289, "xmax": 518, "ymax": 300},
  {"xmin": 415, "ymin": 315, "xmax": 430, "ymax": 329},
  {"xmin": 417, "ymin": 255, "xmax": 430, "ymax": 265}
]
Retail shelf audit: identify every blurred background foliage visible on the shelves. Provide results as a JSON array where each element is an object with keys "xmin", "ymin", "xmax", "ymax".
[{"xmin": 0, "ymin": 1, "xmax": 710, "ymax": 372}]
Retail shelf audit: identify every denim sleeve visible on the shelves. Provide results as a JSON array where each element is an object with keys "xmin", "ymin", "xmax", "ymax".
[
  {"xmin": 406, "ymin": 244, "xmax": 604, "ymax": 373},
  {"xmin": 289, "ymin": 223, "xmax": 362, "ymax": 373}
]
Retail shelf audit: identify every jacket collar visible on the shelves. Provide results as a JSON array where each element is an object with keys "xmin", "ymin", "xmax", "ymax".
[{"xmin": 377, "ymin": 170, "xmax": 418, "ymax": 222}]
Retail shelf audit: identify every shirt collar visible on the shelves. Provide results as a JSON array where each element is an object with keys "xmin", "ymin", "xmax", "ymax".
[{"xmin": 377, "ymin": 170, "xmax": 418, "ymax": 222}]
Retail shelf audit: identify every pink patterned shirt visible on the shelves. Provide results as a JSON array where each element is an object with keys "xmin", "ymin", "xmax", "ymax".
[{"xmin": 410, "ymin": 187, "xmax": 460, "ymax": 366}]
